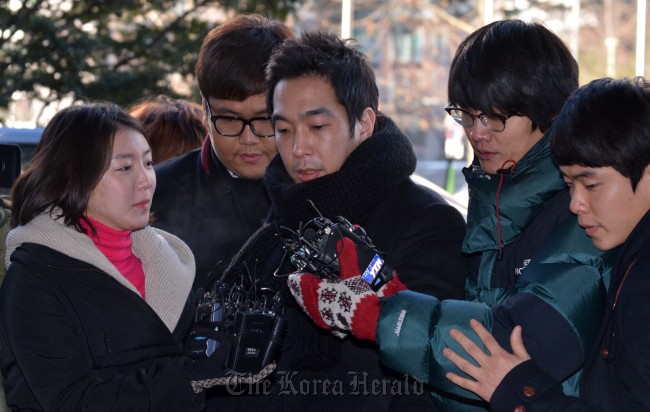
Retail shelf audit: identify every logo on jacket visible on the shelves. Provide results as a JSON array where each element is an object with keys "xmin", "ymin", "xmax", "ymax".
[
  {"xmin": 515, "ymin": 259, "xmax": 531, "ymax": 277},
  {"xmin": 394, "ymin": 309, "xmax": 407, "ymax": 336}
]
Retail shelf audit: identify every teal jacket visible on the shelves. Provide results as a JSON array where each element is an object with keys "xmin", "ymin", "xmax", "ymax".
[{"xmin": 376, "ymin": 132, "xmax": 617, "ymax": 410}]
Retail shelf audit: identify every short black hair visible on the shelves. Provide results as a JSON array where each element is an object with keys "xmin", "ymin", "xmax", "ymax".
[
  {"xmin": 448, "ymin": 19, "xmax": 578, "ymax": 133},
  {"xmin": 266, "ymin": 30, "xmax": 379, "ymax": 135},
  {"xmin": 551, "ymin": 76, "xmax": 650, "ymax": 191}
]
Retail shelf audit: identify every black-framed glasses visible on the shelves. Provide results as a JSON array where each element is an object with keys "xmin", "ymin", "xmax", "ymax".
[
  {"xmin": 445, "ymin": 106, "xmax": 509, "ymax": 133},
  {"xmin": 205, "ymin": 99, "xmax": 274, "ymax": 138}
]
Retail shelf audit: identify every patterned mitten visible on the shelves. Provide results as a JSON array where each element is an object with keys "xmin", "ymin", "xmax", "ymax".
[
  {"xmin": 289, "ymin": 235, "xmax": 409, "ymax": 341},
  {"xmin": 289, "ymin": 273, "xmax": 380, "ymax": 341},
  {"xmin": 336, "ymin": 237, "xmax": 407, "ymax": 297}
]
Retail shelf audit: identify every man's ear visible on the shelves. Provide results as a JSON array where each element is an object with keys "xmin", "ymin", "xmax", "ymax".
[{"xmin": 358, "ymin": 107, "xmax": 376, "ymax": 142}]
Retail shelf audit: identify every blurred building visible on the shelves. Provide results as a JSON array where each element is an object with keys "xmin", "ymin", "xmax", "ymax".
[
  {"xmin": 3, "ymin": 0, "xmax": 645, "ymax": 193},
  {"xmin": 290, "ymin": 0, "xmax": 645, "ymax": 192}
]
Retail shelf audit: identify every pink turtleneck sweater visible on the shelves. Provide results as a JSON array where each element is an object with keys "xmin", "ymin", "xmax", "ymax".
[{"xmin": 80, "ymin": 217, "xmax": 146, "ymax": 299}]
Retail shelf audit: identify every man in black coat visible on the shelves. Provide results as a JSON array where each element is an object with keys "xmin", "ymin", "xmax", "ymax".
[
  {"xmin": 151, "ymin": 15, "xmax": 294, "ymax": 291},
  {"xmin": 213, "ymin": 31, "xmax": 467, "ymax": 411},
  {"xmin": 443, "ymin": 77, "xmax": 650, "ymax": 411}
]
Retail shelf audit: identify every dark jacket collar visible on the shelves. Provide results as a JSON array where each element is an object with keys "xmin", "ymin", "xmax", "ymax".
[
  {"xmin": 199, "ymin": 134, "xmax": 213, "ymax": 175},
  {"xmin": 611, "ymin": 208, "xmax": 650, "ymax": 279},
  {"xmin": 263, "ymin": 115, "xmax": 416, "ymax": 229},
  {"xmin": 462, "ymin": 131, "xmax": 566, "ymax": 254},
  {"xmin": 200, "ymin": 134, "xmax": 265, "ymax": 183}
]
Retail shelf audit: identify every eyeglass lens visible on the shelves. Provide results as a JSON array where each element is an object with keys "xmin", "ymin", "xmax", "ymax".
[
  {"xmin": 214, "ymin": 117, "xmax": 275, "ymax": 138},
  {"xmin": 448, "ymin": 108, "xmax": 505, "ymax": 132}
]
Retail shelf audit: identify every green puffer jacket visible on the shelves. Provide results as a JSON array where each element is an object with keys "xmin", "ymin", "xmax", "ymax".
[{"xmin": 376, "ymin": 132, "xmax": 617, "ymax": 411}]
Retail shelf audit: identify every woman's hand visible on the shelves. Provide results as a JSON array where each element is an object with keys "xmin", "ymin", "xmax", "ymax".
[{"xmin": 443, "ymin": 319, "xmax": 531, "ymax": 402}]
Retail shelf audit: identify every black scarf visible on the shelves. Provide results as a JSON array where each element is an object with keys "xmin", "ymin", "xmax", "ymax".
[
  {"xmin": 223, "ymin": 115, "xmax": 416, "ymax": 371},
  {"xmin": 264, "ymin": 115, "xmax": 416, "ymax": 227}
]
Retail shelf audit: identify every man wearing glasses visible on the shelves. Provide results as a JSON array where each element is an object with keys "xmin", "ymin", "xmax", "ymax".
[
  {"xmin": 443, "ymin": 76, "xmax": 650, "ymax": 412},
  {"xmin": 151, "ymin": 15, "xmax": 294, "ymax": 291},
  {"xmin": 288, "ymin": 20, "xmax": 617, "ymax": 411}
]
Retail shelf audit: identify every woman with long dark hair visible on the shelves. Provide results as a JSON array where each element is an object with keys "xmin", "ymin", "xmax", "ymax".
[{"xmin": 0, "ymin": 101, "xmax": 245, "ymax": 411}]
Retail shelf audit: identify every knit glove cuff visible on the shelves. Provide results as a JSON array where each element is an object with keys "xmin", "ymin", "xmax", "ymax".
[{"xmin": 377, "ymin": 273, "xmax": 407, "ymax": 298}]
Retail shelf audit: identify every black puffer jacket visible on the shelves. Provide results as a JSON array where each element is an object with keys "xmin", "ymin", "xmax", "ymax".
[
  {"xmin": 0, "ymin": 213, "xmax": 200, "ymax": 411},
  {"xmin": 208, "ymin": 115, "xmax": 467, "ymax": 412},
  {"xmin": 152, "ymin": 138, "xmax": 271, "ymax": 291}
]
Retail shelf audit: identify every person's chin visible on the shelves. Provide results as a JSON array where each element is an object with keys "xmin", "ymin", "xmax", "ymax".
[
  {"xmin": 589, "ymin": 233, "xmax": 609, "ymax": 251},
  {"xmin": 232, "ymin": 165, "xmax": 266, "ymax": 180},
  {"xmin": 477, "ymin": 155, "xmax": 502, "ymax": 173},
  {"xmin": 128, "ymin": 209, "xmax": 152, "ymax": 227}
]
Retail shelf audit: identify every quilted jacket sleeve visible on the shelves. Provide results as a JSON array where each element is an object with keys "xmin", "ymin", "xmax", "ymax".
[
  {"xmin": 376, "ymin": 219, "xmax": 614, "ymax": 401},
  {"xmin": 377, "ymin": 290, "xmax": 492, "ymax": 400}
]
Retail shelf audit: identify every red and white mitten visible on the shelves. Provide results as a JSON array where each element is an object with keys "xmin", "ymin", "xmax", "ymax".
[
  {"xmin": 289, "ymin": 273, "xmax": 380, "ymax": 341},
  {"xmin": 288, "ymin": 233, "xmax": 409, "ymax": 341},
  {"xmin": 336, "ymin": 237, "xmax": 407, "ymax": 297}
]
